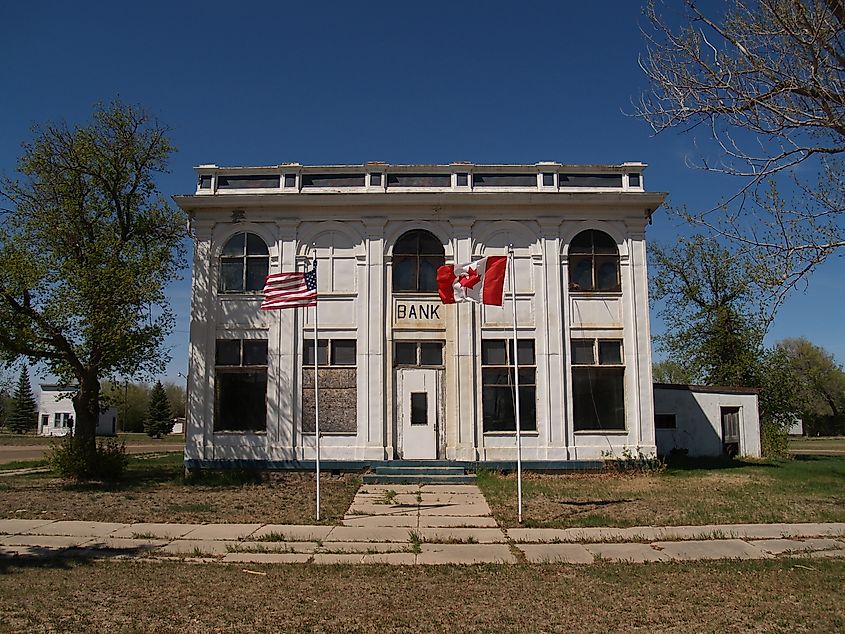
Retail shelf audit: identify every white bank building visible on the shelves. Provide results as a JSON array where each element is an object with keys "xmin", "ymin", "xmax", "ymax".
[{"xmin": 175, "ymin": 162, "xmax": 666, "ymax": 468}]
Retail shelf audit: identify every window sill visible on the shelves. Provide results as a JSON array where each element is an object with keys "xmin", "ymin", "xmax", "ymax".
[
  {"xmin": 568, "ymin": 291, "xmax": 622, "ymax": 297},
  {"xmin": 213, "ymin": 430, "xmax": 267, "ymax": 435},
  {"xmin": 218, "ymin": 293, "xmax": 263, "ymax": 299},
  {"xmin": 301, "ymin": 431, "xmax": 357, "ymax": 437},
  {"xmin": 573, "ymin": 429, "xmax": 627, "ymax": 435},
  {"xmin": 483, "ymin": 431, "xmax": 540, "ymax": 437}
]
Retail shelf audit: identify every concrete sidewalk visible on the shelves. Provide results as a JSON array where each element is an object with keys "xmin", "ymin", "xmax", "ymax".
[{"xmin": 1, "ymin": 483, "xmax": 844, "ymax": 565}]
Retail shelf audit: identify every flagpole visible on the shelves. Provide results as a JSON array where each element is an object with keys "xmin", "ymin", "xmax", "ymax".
[
  {"xmin": 312, "ymin": 253, "xmax": 321, "ymax": 522},
  {"xmin": 508, "ymin": 245, "xmax": 523, "ymax": 524}
]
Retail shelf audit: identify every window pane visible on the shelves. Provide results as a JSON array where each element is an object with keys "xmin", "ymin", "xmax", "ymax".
[
  {"xmin": 246, "ymin": 258, "xmax": 269, "ymax": 291},
  {"xmin": 482, "ymin": 386, "xmax": 515, "ymax": 431},
  {"xmin": 573, "ymin": 368, "xmax": 625, "ymax": 431},
  {"xmin": 419, "ymin": 342, "xmax": 443, "ymax": 366},
  {"xmin": 595, "ymin": 257, "xmax": 620, "ymax": 291},
  {"xmin": 592, "ymin": 231, "xmax": 617, "ymax": 254},
  {"xmin": 220, "ymin": 260, "xmax": 244, "ymax": 291},
  {"xmin": 417, "ymin": 231, "xmax": 444, "ymax": 255},
  {"xmin": 222, "ymin": 233, "xmax": 245, "ymax": 257},
  {"xmin": 569, "ymin": 231, "xmax": 593, "ymax": 254},
  {"xmin": 482, "ymin": 367, "xmax": 511, "ymax": 386},
  {"xmin": 331, "ymin": 340, "xmax": 356, "ymax": 366},
  {"xmin": 393, "ymin": 256, "xmax": 417, "ymax": 291},
  {"xmin": 242, "ymin": 340, "xmax": 268, "ymax": 366},
  {"xmin": 394, "ymin": 231, "xmax": 419, "ymax": 255},
  {"xmin": 303, "ymin": 339, "xmax": 329, "ymax": 366},
  {"xmin": 410, "ymin": 392, "xmax": 427, "ymax": 425},
  {"xmin": 516, "ymin": 340, "xmax": 535, "ymax": 365},
  {"xmin": 481, "ymin": 340, "xmax": 507, "ymax": 366},
  {"xmin": 216, "ymin": 340, "xmax": 241, "ymax": 366},
  {"xmin": 571, "ymin": 340, "xmax": 595, "ymax": 365},
  {"xmin": 419, "ymin": 257, "xmax": 441, "ymax": 291},
  {"xmin": 542, "ymin": 172, "xmax": 554, "ymax": 186},
  {"xmin": 517, "ymin": 368, "xmax": 535, "ymax": 386},
  {"xmin": 569, "ymin": 256, "xmax": 593, "ymax": 291},
  {"xmin": 214, "ymin": 370, "xmax": 267, "ymax": 432},
  {"xmin": 395, "ymin": 342, "xmax": 417, "ymax": 365},
  {"xmin": 246, "ymin": 233, "xmax": 269, "ymax": 255},
  {"xmin": 598, "ymin": 341, "xmax": 622, "ymax": 365},
  {"xmin": 518, "ymin": 386, "xmax": 537, "ymax": 431}
]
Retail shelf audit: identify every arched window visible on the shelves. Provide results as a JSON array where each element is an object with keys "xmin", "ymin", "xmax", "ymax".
[
  {"xmin": 220, "ymin": 232, "xmax": 269, "ymax": 292},
  {"xmin": 392, "ymin": 230, "xmax": 445, "ymax": 292},
  {"xmin": 568, "ymin": 230, "xmax": 620, "ymax": 292}
]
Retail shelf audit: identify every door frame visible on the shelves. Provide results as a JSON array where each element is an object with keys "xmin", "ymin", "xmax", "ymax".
[{"xmin": 395, "ymin": 367, "xmax": 443, "ymax": 460}]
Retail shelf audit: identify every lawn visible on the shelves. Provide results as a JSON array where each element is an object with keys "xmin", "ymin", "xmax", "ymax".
[
  {"xmin": 790, "ymin": 436, "xmax": 845, "ymax": 453},
  {"xmin": 0, "ymin": 558, "xmax": 841, "ymax": 632},
  {"xmin": 478, "ymin": 456, "xmax": 845, "ymax": 528},
  {"xmin": 0, "ymin": 454, "xmax": 360, "ymax": 525},
  {"xmin": 0, "ymin": 431, "xmax": 186, "ymax": 446}
]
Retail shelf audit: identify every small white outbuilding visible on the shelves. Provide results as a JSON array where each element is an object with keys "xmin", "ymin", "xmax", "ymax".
[
  {"xmin": 653, "ymin": 383, "xmax": 761, "ymax": 458},
  {"xmin": 37, "ymin": 384, "xmax": 117, "ymax": 437}
]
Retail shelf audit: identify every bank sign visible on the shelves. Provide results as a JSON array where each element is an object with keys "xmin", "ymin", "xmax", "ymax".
[{"xmin": 393, "ymin": 300, "xmax": 445, "ymax": 329}]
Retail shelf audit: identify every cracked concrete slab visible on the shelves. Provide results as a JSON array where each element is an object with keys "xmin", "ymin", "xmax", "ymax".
[
  {"xmin": 110, "ymin": 523, "xmax": 198, "ymax": 539},
  {"xmin": 517, "ymin": 543, "xmax": 593, "ymax": 564},
  {"xmin": 419, "ymin": 527, "xmax": 507, "ymax": 544},
  {"xmin": 585, "ymin": 542, "xmax": 669, "ymax": 563},
  {"xmin": 0, "ymin": 519, "xmax": 58, "ymax": 534},
  {"xmin": 417, "ymin": 543, "xmax": 515, "ymax": 564},
  {"xmin": 222, "ymin": 552, "xmax": 312, "ymax": 564},
  {"xmin": 21, "ymin": 520, "xmax": 128, "ymax": 537},
  {"xmin": 655, "ymin": 539, "xmax": 770, "ymax": 561},
  {"xmin": 180, "ymin": 524, "xmax": 263, "ymax": 541},
  {"xmin": 251, "ymin": 525, "xmax": 332, "ymax": 542}
]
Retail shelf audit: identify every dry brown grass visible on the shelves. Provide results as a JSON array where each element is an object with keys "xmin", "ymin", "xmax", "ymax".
[
  {"xmin": 0, "ymin": 455, "xmax": 360, "ymax": 525},
  {"xmin": 0, "ymin": 558, "xmax": 842, "ymax": 632},
  {"xmin": 478, "ymin": 456, "xmax": 845, "ymax": 528}
]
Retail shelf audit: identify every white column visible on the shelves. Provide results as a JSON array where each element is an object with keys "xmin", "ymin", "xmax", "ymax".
[
  {"xmin": 363, "ymin": 216, "xmax": 388, "ymax": 459},
  {"xmin": 451, "ymin": 218, "xmax": 478, "ymax": 461},
  {"xmin": 274, "ymin": 219, "xmax": 299, "ymax": 459},
  {"xmin": 186, "ymin": 224, "xmax": 213, "ymax": 462}
]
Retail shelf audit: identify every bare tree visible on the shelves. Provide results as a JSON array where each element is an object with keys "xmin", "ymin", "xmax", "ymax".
[{"xmin": 638, "ymin": 0, "xmax": 845, "ymax": 298}]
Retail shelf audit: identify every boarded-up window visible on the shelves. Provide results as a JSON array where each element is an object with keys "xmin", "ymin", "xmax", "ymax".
[{"xmin": 302, "ymin": 339, "xmax": 357, "ymax": 434}]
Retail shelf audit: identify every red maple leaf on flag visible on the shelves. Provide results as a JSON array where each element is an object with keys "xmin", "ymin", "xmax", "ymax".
[{"xmin": 458, "ymin": 266, "xmax": 481, "ymax": 289}]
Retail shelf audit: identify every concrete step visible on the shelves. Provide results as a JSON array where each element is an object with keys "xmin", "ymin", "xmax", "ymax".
[
  {"xmin": 362, "ymin": 473, "xmax": 478, "ymax": 485},
  {"xmin": 373, "ymin": 466, "xmax": 466, "ymax": 476}
]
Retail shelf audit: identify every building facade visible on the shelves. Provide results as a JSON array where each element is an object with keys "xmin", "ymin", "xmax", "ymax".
[
  {"xmin": 175, "ymin": 162, "xmax": 666, "ymax": 466},
  {"xmin": 37, "ymin": 385, "xmax": 117, "ymax": 437}
]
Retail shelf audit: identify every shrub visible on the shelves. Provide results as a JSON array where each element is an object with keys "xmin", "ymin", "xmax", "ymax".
[
  {"xmin": 761, "ymin": 420, "xmax": 790, "ymax": 458},
  {"xmin": 48, "ymin": 435, "xmax": 129, "ymax": 481},
  {"xmin": 602, "ymin": 446, "xmax": 667, "ymax": 474}
]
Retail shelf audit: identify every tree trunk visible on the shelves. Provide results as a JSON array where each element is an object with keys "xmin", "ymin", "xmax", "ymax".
[{"xmin": 71, "ymin": 373, "xmax": 100, "ymax": 463}]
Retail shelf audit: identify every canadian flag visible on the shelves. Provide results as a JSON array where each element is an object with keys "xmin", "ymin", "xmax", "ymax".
[{"xmin": 436, "ymin": 256, "xmax": 508, "ymax": 306}]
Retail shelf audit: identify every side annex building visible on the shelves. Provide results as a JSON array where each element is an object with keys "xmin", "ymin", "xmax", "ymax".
[{"xmin": 174, "ymin": 162, "xmax": 667, "ymax": 467}]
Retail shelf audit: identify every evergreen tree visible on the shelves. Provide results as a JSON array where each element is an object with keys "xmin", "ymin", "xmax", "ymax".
[
  {"xmin": 144, "ymin": 381, "xmax": 173, "ymax": 438},
  {"xmin": 10, "ymin": 367, "xmax": 36, "ymax": 433}
]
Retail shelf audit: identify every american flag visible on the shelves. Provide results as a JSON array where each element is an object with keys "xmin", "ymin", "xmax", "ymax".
[{"xmin": 260, "ymin": 260, "xmax": 318, "ymax": 310}]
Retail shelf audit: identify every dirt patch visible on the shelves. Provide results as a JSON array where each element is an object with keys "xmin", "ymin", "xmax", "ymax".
[{"xmin": 0, "ymin": 558, "xmax": 842, "ymax": 632}]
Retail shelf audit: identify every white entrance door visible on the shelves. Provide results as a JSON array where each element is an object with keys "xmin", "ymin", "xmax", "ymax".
[{"xmin": 397, "ymin": 368, "xmax": 439, "ymax": 459}]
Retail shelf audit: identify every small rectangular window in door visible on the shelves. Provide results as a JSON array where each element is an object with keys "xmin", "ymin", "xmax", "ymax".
[{"xmin": 410, "ymin": 392, "xmax": 428, "ymax": 425}]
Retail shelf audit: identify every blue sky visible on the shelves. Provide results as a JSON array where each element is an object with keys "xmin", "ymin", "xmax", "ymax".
[{"xmin": 2, "ymin": 1, "xmax": 842, "ymax": 385}]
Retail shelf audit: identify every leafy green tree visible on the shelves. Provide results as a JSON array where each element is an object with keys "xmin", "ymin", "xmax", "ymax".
[
  {"xmin": 652, "ymin": 360, "xmax": 694, "ymax": 385},
  {"xmin": 162, "ymin": 382, "xmax": 186, "ymax": 420},
  {"xmin": 778, "ymin": 337, "xmax": 845, "ymax": 435},
  {"xmin": 650, "ymin": 234, "xmax": 801, "ymax": 455},
  {"xmin": 638, "ymin": 0, "xmax": 845, "ymax": 295},
  {"xmin": 0, "ymin": 102, "xmax": 185, "ymax": 474},
  {"xmin": 9, "ymin": 367, "xmax": 36, "ymax": 434},
  {"xmin": 145, "ymin": 381, "xmax": 173, "ymax": 438}
]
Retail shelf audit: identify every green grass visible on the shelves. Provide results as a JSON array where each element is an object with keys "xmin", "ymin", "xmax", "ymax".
[
  {"xmin": 0, "ymin": 431, "xmax": 185, "ymax": 446},
  {"xmin": 0, "ymin": 459, "xmax": 48, "ymax": 471},
  {"xmin": 477, "ymin": 455, "xmax": 845, "ymax": 528}
]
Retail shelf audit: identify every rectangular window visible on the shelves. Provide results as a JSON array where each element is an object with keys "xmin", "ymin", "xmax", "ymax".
[
  {"xmin": 198, "ymin": 175, "xmax": 212, "ymax": 189},
  {"xmin": 302, "ymin": 338, "xmax": 357, "ymax": 434},
  {"xmin": 301, "ymin": 174, "xmax": 365, "ymax": 188},
  {"xmin": 628, "ymin": 173, "xmax": 641, "ymax": 187},
  {"xmin": 216, "ymin": 174, "xmax": 281, "ymax": 189},
  {"xmin": 283, "ymin": 173, "xmax": 297, "ymax": 188},
  {"xmin": 481, "ymin": 339, "xmax": 536, "ymax": 433},
  {"xmin": 542, "ymin": 172, "xmax": 555, "ymax": 186},
  {"xmin": 410, "ymin": 393, "xmax": 428, "ymax": 425},
  {"xmin": 387, "ymin": 174, "xmax": 452, "ymax": 188},
  {"xmin": 456, "ymin": 172, "xmax": 469, "ymax": 186},
  {"xmin": 655, "ymin": 413, "xmax": 676, "ymax": 429},
  {"xmin": 394, "ymin": 341, "xmax": 444, "ymax": 367},
  {"xmin": 369, "ymin": 173, "xmax": 382, "ymax": 186},
  {"xmin": 572, "ymin": 338, "xmax": 625, "ymax": 431},
  {"xmin": 473, "ymin": 173, "xmax": 537, "ymax": 187},
  {"xmin": 559, "ymin": 174, "xmax": 623, "ymax": 188},
  {"xmin": 214, "ymin": 338, "xmax": 268, "ymax": 432}
]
